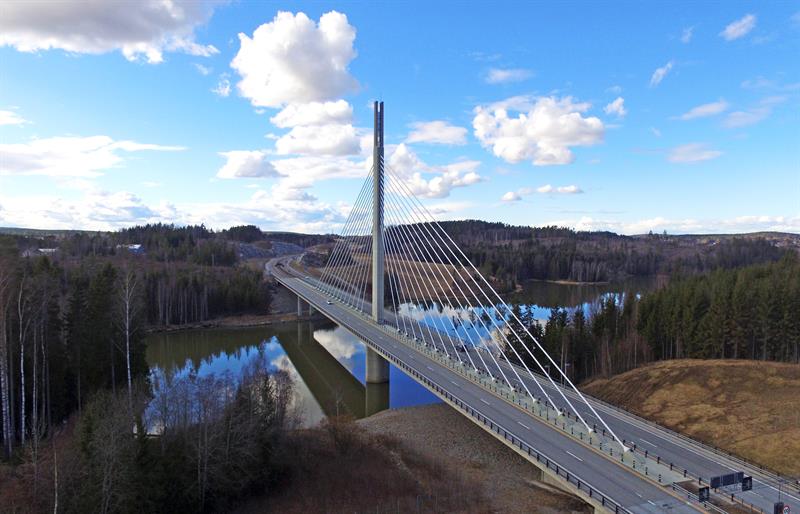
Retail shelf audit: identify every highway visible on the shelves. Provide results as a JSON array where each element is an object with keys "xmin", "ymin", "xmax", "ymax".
[{"xmin": 269, "ymin": 256, "xmax": 798, "ymax": 514}]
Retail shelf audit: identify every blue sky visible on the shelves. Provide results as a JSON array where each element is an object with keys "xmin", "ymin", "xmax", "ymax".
[{"xmin": 1, "ymin": 1, "xmax": 798, "ymax": 234}]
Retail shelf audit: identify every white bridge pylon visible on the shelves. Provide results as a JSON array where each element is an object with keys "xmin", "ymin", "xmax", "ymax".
[{"xmin": 318, "ymin": 101, "xmax": 627, "ymax": 451}]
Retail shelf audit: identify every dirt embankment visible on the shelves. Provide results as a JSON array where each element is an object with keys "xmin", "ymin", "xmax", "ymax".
[
  {"xmin": 358, "ymin": 404, "xmax": 591, "ymax": 514},
  {"xmin": 582, "ymin": 359, "xmax": 800, "ymax": 477}
]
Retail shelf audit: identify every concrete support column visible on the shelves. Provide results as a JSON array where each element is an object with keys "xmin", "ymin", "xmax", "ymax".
[
  {"xmin": 365, "ymin": 347, "xmax": 389, "ymax": 383},
  {"xmin": 297, "ymin": 296, "xmax": 308, "ymax": 316},
  {"xmin": 365, "ymin": 381, "xmax": 390, "ymax": 416}
]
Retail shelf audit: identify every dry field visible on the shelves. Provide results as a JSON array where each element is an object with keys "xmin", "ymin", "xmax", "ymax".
[{"xmin": 582, "ymin": 359, "xmax": 800, "ymax": 477}]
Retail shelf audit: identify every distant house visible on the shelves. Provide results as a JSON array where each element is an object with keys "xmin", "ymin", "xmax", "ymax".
[
  {"xmin": 20, "ymin": 248, "xmax": 58, "ymax": 258},
  {"xmin": 116, "ymin": 243, "xmax": 145, "ymax": 255}
]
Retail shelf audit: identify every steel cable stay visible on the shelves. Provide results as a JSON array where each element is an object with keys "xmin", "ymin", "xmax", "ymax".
[
  {"xmin": 335, "ymin": 175, "xmax": 375, "ymax": 308},
  {"xmin": 386, "ymin": 164, "xmax": 626, "ymax": 448},
  {"xmin": 384, "ymin": 171, "xmax": 548, "ymax": 402},
  {"xmin": 319, "ymin": 171, "xmax": 374, "ymax": 298},
  {"xmin": 384, "ymin": 196, "xmax": 466, "ymax": 366}
]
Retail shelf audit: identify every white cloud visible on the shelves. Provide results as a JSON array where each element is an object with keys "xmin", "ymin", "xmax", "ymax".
[
  {"xmin": 0, "ymin": 135, "xmax": 184, "ymax": 177},
  {"xmin": 472, "ymin": 96, "xmax": 604, "ymax": 165},
  {"xmin": 194, "ymin": 63, "xmax": 211, "ymax": 76},
  {"xmin": 0, "ymin": 0, "xmax": 219, "ymax": 64},
  {"xmin": 217, "ymin": 151, "xmax": 280, "ymax": 179},
  {"xmin": 551, "ymin": 214, "xmax": 800, "ymax": 235},
  {"xmin": 274, "ymin": 124, "xmax": 361, "ymax": 156},
  {"xmin": 680, "ymin": 26, "xmax": 694, "ymax": 43},
  {"xmin": 271, "ymin": 156, "xmax": 365, "ymax": 189},
  {"xmin": 406, "ymin": 121, "xmax": 468, "ymax": 145},
  {"xmin": 675, "ymin": 99, "xmax": 729, "ymax": 120},
  {"xmin": 667, "ymin": 143, "xmax": 722, "ymax": 163},
  {"xmin": 603, "ymin": 97, "xmax": 627, "ymax": 118},
  {"xmin": 720, "ymin": 14, "xmax": 757, "ymax": 41},
  {"xmin": 723, "ymin": 96, "xmax": 786, "ymax": 128},
  {"xmin": 270, "ymin": 100, "xmax": 352, "ymax": 128},
  {"xmin": 231, "ymin": 11, "xmax": 358, "ymax": 108},
  {"xmin": 485, "ymin": 68, "xmax": 533, "ymax": 84},
  {"xmin": 0, "ymin": 110, "xmax": 29, "ymax": 126},
  {"xmin": 650, "ymin": 61, "xmax": 674, "ymax": 87},
  {"xmin": 501, "ymin": 184, "xmax": 583, "ymax": 201},
  {"xmin": 212, "ymin": 74, "xmax": 231, "ymax": 97},
  {"xmin": 387, "ymin": 144, "xmax": 483, "ymax": 199}
]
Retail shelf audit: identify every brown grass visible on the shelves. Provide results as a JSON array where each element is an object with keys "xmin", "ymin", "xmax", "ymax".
[
  {"xmin": 236, "ymin": 417, "xmax": 493, "ymax": 513},
  {"xmin": 582, "ymin": 359, "xmax": 800, "ymax": 477}
]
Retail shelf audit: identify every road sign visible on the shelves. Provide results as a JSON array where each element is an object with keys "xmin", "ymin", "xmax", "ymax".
[
  {"xmin": 783, "ymin": 506, "xmax": 790, "ymax": 514},
  {"xmin": 742, "ymin": 476, "xmax": 753, "ymax": 491},
  {"xmin": 698, "ymin": 487, "xmax": 710, "ymax": 502},
  {"xmin": 774, "ymin": 502, "xmax": 785, "ymax": 514}
]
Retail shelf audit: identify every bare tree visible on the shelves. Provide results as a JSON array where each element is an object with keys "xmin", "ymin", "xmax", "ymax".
[
  {"xmin": 0, "ymin": 265, "xmax": 12, "ymax": 457},
  {"xmin": 117, "ymin": 267, "xmax": 140, "ymax": 414},
  {"xmin": 17, "ymin": 273, "xmax": 32, "ymax": 446}
]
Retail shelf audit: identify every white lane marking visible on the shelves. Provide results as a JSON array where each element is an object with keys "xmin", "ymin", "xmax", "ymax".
[
  {"xmin": 480, "ymin": 398, "xmax": 490, "ymax": 405},
  {"xmin": 639, "ymin": 438, "xmax": 657, "ymax": 447},
  {"xmin": 517, "ymin": 421, "xmax": 530, "ymax": 430},
  {"xmin": 566, "ymin": 450, "xmax": 583, "ymax": 462},
  {"xmin": 450, "ymin": 380, "xmax": 461, "ymax": 388},
  {"xmin": 635, "ymin": 493, "xmax": 643, "ymax": 499},
  {"xmin": 427, "ymin": 366, "xmax": 434, "ymax": 371},
  {"xmin": 647, "ymin": 500, "xmax": 656, "ymax": 506}
]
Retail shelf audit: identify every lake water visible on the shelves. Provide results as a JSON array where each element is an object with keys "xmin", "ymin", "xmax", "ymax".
[{"xmin": 145, "ymin": 278, "xmax": 659, "ymax": 427}]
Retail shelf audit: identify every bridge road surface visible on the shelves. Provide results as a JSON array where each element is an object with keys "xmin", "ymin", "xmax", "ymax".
[
  {"xmin": 270, "ymin": 261, "xmax": 699, "ymax": 514},
  {"xmin": 270, "ymin": 256, "xmax": 799, "ymax": 513}
]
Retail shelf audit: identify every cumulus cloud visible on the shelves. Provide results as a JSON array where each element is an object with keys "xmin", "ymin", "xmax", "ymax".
[
  {"xmin": 720, "ymin": 14, "xmax": 756, "ymax": 41},
  {"xmin": 270, "ymin": 100, "xmax": 352, "ymax": 128},
  {"xmin": 667, "ymin": 143, "xmax": 722, "ymax": 163},
  {"xmin": 603, "ymin": 97, "xmax": 627, "ymax": 118},
  {"xmin": 485, "ymin": 68, "xmax": 533, "ymax": 84},
  {"xmin": 194, "ymin": 63, "xmax": 212, "ymax": 76},
  {"xmin": 501, "ymin": 191, "xmax": 521, "ymax": 202},
  {"xmin": 387, "ymin": 144, "xmax": 483, "ymax": 199},
  {"xmin": 650, "ymin": 61, "xmax": 674, "ymax": 87},
  {"xmin": 723, "ymin": 96, "xmax": 786, "ymax": 128},
  {"xmin": 217, "ymin": 151, "xmax": 280, "ymax": 179},
  {"xmin": 675, "ymin": 99, "xmax": 729, "ymax": 120},
  {"xmin": 0, "ymin": 110, "xmax": 29, "ymax": 126},
  {"xmin": 0, "ymin": 187, "xmax": 348, "ymax": 233},
  {"xmin": 405, "ymin": 121, "xmax": 468, "ymax": 145},
  {"xmin": 472, "ymin": 96, "xmax": 604, "ymax": 165},
  {"xmin": 0, "ymin": 135, "xmax": 184, "ymax": 177},
  {"xmin": 274, "ymin": 124, "xmax": 360, "ymax": 156},
  {"xmin": 0, "ymin": 0, "xmax": 219, "ymax": 64},
  {"xmin": 680, "ymin": 26, "xmax": 694, "ymax": 43},
  {"xmin": 231, "ymin": 11, "xmax": 358, "ymax": 108}
]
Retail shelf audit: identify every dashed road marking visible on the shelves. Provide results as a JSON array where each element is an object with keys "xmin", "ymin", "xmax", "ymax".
[
  {"xmin": 566, "ymin": 450, "xmax": 583, "ymax": 462},
  {"xmin": 639, "ymin": 438, "xmax": 657, "ymax": 447},
  {"xmin": 480, "ymin": 398, "xmax": 490, "ymax": 405},
  {"xmin": 517, "ymin": 421, "xmax": 530, "ymax": 430}
]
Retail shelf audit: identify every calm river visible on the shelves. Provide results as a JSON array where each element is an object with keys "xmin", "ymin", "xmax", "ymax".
[{"xmin": 145, "ymin": 278, "xmax": 658, "ymax": 427}]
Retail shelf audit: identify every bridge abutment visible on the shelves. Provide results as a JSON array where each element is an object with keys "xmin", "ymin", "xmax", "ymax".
[{"xmin": 365, "ymin": 347, "xmax": 390, "ymax": 383}]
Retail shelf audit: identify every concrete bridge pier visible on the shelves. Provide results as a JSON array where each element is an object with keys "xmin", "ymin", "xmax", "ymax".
[
  {"xmin": 365, "ymin": 381, "xmax": 390, "ymax": 416},
  {"xmin": 365, "ymin": 347, "xmax": 389, "ymax": 383},
  {"xmin": 297, "ymin": 296, "xmax": 309, "ymax": 316}
]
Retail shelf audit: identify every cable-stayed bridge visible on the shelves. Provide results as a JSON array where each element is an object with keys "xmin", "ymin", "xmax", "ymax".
[{"xmin": 271, "ymin": 102, "xmax": 798, "ymax": 514}]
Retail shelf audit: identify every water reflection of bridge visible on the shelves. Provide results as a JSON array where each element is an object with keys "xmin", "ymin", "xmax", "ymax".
[{"xmin": 282, "ymin": 322, "xmax": 388, "ymax": 418}]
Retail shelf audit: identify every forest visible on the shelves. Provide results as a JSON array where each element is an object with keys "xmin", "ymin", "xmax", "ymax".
[
  {"xmin": 0, "ymin": 224, "xmax": 272, "ymax": 464},
  {"xmin": 439, "ymin": 220, "xmax": 794, "ymax": 287},
  {"xmin": 506, "ymin": 252, "xmax": 800, "ymax": 382}
]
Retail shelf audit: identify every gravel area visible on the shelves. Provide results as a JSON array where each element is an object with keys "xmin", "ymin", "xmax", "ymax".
[{"xmin": 358, "ymin": 403, "xmax": 591, "ymax": 514}]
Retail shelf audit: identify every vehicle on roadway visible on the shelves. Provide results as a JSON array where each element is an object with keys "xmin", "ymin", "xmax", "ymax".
[{"xmin": 326, "ymin": 300, "xmax": 332, "ymax": 305}]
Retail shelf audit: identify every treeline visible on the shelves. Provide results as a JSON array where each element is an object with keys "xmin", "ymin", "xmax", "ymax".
[
  {"xmin": 438, "ymin": 220, "xmax": 793, "ymax": 287},
  {"xmin": 2, "ymin": 362, "xmax": 293, "ymax": 513},
  {"xmin": 0, "ymin": 237, "xmax": 271, "ymax": 460},
  {"xmin": 0, "ymin": 249, "xmax": 149, "ymax": 460},
  {"xmin": 638, "ymin": 253, "xmax": 800, "ymax": 362},
  {"xmin": 507, "ymin": 253, "xmax": 800, "ymax": 383}
]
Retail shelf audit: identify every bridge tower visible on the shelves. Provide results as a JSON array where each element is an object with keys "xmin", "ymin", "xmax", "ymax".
[{"xmin": 366, "ymin": 101, "xmax": 390, "ymax": 384}]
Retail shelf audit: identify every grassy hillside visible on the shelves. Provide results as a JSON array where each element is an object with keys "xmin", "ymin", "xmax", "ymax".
[{"xmin": 582, "ymin": 359, "xmax": 800, "ymax": 476}]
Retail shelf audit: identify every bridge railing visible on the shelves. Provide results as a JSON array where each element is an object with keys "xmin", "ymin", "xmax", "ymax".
[{"xmin": 282, "ymin": 277, "xmax": 634, "ymax": 514}]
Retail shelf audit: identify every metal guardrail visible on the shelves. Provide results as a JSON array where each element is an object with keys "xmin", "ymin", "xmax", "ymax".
[{"xmin": 670, "ymin": 483, "xmax": 728, "ymax": 514}]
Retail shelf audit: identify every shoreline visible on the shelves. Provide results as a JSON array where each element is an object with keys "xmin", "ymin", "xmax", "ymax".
[{"xmin": 145, "ymin": 312, "xmax": 323, "ymax": 334}]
